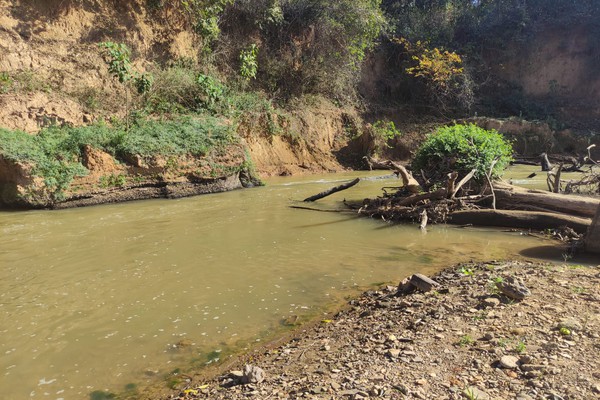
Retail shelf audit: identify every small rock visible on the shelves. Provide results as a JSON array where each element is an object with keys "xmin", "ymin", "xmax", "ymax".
[
  {"xmin": 241, "ymin": 365, "xmax": 265, "ymax": 384},
  {"xmin": 387, "ymin": 349, "xmax": 401, "ymax": 358},
  {"xmin": 393, "ymin": 384, "xmax": 408, "ymax": 395},
  {"xmin": 409, "ymin": 274, "xmax": 440, "ymax": 292},
  {"xmin": 557, "ymin": 317, "xmax": 582, "ymax": 332},
  {"xmin": 519, "ymin": 355, "xmax": 533, "ymax": 364},
  {"xmin": 499, "ymin": 355, "xmax": 519, "ymax": 369},
  {"xmin": 230, "ymin": 370, "xmax": 244, "ymax": 379},
  {"xmin": 496, "ymin": 276, "xmax": 531, "ymax": 300},
  {"xmin": 397, "ymin": 277, "xmax": 414, "ymax": 294},
  {"xmin": 482, "ymin": 297, "xmax": 501, "ymax": 308}
]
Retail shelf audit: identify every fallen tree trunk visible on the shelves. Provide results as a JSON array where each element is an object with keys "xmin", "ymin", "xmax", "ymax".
[
  {"xmin": 494, "ymin": 182, "xmax": 600, "ymax": 218},
  {"xmin": 585, "ymin": 204, "xmax": 600, "ymax": 253},
  {"xmin": 449, "ymin": 209, "xmax": 591, "ymax": 234},
  {"xmin": 303, "ymin": 178, "xmax": 360, "ymax": 202}
]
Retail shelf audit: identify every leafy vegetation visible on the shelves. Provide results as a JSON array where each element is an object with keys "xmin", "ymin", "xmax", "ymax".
[
  {"xmin": 396, "ymin": 37, "xmax": 473, "ymax": 112},
  {"xmin": 411, "ymin": 124, "xmax": 513, "ymax": 182},
  {"xmin": 381, "ymin": 0, "xmax": 600, "ymax": 117},
  {"xmin": 0, "ymin": 117, "xmax": 236, "ymax": 202},
  {"xmin": 239, "ymin": 44, "xmax": 259, "ymax": 81},
  {"xmin": 0, "ymin": 70, "xmax": 53, "ymax": 94},
  {"xmin": 220, "ymin": 0, "xmax": 386, "ymax": 101}
]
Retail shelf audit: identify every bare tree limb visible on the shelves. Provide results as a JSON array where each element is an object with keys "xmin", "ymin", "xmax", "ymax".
[
  {"xmin": 303, "ymin": 178, "xmax": 360, "ymax": 202},
  {"xmin": 451, "ymin": 169, "xmax": 477, "ymax": 198}
]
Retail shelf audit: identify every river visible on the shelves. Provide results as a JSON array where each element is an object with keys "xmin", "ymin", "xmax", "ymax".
[{"xmin": 0, "ymin": 171, "xmax": 558, "ymax": 399}]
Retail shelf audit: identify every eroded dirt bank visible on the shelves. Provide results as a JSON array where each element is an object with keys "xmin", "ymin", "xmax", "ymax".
[{"xmin": 156, "ymin": 260, "xmax": 600, "ymax": 400}]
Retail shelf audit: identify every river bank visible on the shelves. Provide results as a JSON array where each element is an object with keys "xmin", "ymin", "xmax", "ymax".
[{"xmin": 160, "ymin": 259, "xmax": 600, "ymax": 400}]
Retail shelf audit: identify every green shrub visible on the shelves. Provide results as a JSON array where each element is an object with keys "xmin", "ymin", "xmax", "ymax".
[
  {"xmin": 145, "ymin": 67, "xmax": 226, "ymax": 114},
  {"xmin": 411, "ymin": 124, "xmax": 513, "ymax": 182},
  {"xmin": 0, "ymin": 117, "xmax": 236, "ymax": 202},
  {"xmin": 239, "ymin": 44, "xmax": 259, "ymax": 81}
]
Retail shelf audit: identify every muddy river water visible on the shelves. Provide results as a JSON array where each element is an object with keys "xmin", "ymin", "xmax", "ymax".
[{"xmin": 0, "ymin": 171, "xmax": 559, "ymax": 399}]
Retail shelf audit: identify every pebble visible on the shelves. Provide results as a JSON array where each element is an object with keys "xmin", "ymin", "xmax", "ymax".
[
  {"xmin": 499, "ymin": 355, "xmax": 519, "ymax": 369},
  {"xmin": 557, "ymin": 317, "xmax": 583, "ymax": 332},
  {"xmin": 241, "ymin": 365, "xmax": 265, "ymax": 384},
  {"xmin": 482, "ymin": 297, "xmax": 501, "ymax": 308},
  {"xmin": 387, "ymin": 349, "xmax": 401, "ymax": 358}
]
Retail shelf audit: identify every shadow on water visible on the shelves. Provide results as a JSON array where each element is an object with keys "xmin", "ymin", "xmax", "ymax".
[
  {"xmin": 520, "ymin": 245, "xmax": 600, "ymax": 265},
  {"xmin": 294, "ymin": 215, "xmax": 360, "ymax": 229}
]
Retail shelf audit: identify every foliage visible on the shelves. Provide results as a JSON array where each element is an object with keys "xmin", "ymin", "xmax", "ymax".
[
  {"xmin": 196, "ymin": 74, "xmax": 225, "ymax": 105},
  {"xmin": 412, "ymin": 124, "xmax": 513, "ymax": 182},
  {"xmin": 98, "ymin": 42, "xmax": 153, "ymax": 94},
  {"xmin": 0, "ymin": 70, "xmax": 52, "ymax": 94},
  {"xmin": 0, "ymin": 117, "xmax": 235, "ymax": 201},
  {"xmin": 372, "ymin": 120, "xmax": 401, "ymax": 142},
  {"xmin": 369, "ymin": 119, "xmax": 402, "ymax": 156},
  {"xmin": 221, "ymin": 0, "xmax": 386, "ymax": 101},
  {"xmin": 144, "ymin": 67, "xmax": 226, "ymax": 114},
  {"xmin": 239, "ymin": 44, "xmax": 259, "ymax": 80},
  {"xmin": 98, "ymin": 42, "xmax": 133, "ymax": 84},
  {"xmin": 99, "ymin": 174, "xmax": 127, "ymax": 188},
  {"xmin": 396, "ymin": 37, "xmax": 473, "ymax": 112},
  {"xmin": 457, "ymin": 334, "xmax": 474, "ymax": 346}
]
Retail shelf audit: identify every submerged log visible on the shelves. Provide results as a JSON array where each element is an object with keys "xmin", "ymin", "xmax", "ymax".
[
  {"xmin": 585, "ymin": 204, "xmax": 600, "ymax": 253},
  {"xmin": 449, "ymin": 209, "xmax": 591, "ymax": 234},
  {"xmin": 303, "ymin": 178, "xmax": 360, "ymax": 202},
  {"xmin": 494, "ymin": 182, "xmax": 600, "ymax": 218}
]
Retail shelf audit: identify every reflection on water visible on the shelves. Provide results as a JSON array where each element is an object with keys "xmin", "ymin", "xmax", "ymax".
[{"xmin": 0, "ymin": 171, "xmax": 554, "ymax": 399}]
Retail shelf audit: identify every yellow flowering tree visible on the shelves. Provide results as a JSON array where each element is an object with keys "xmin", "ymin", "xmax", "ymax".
[{"xmin": 395, "ymin": 37, "xmax": 473, "ymax": 112}]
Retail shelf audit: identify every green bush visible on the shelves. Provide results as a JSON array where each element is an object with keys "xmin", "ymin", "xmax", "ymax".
[
  {"xmin": 0, "ymin": 117, "xmax": 236, "ymax": 201},
  {"xmin": 411, "ymin": 124, "xmax": 513, "ymax": 181}
]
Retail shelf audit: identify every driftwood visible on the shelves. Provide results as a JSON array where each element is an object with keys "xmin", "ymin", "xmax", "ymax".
[
  {"xmin": 494, "ymin": 182, "xmax": 600, "ymax": 218},
  {"xmin": 363, "ymin": 156, "xmax": 395, "ymax": 171},
  {"xmin": 546, "ymin": 163, "xmax": 563, "ymax": 193},
  {"xmin": 290, "ymin": 205, "xmax": 349, "ymax": 213},
  {"xmin": 449, "ymin": 209, "xmax": 591, "ymax": 234},
  {"xmin": 419, "ymin": 209, "xmax": 428, "ymax": 230},
  {"xmin": 452, "ymin": 169, "xmax": 477, "ymax": 198},
  {"xmin": 388, "ymin": 161, "xmax": 421, "ymax": 193},
  {"xmin": 303, "ymin": 178, "xmax": 360, "ymax": 202},
  {"xmin": 541, "ymin": 152, "xmax": 553, "ymax": 171},
  {"xmin": 585, "ymin": 204, "xmax": 600, "ymax": 253}
]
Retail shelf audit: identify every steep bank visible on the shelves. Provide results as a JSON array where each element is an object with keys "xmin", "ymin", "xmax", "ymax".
[{"xmin": 0, "ymin": 1, "xmax": 368, "ymax": 208}]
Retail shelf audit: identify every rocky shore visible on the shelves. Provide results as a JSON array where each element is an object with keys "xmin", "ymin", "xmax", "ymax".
[{"xmin": 162, "ymin": 260, "xmax": 600, "ymax": 400}]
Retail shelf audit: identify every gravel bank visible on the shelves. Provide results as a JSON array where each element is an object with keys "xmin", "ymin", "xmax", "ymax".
[{"xmin": 163, "ymin": 260, "xmax": 600, "ymax": 400}]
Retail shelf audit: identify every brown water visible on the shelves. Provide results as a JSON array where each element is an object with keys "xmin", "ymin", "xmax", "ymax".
[
  {"xmin": 0, "ymin": 172, "xmax": 554, "ymax": 399},
  {"xmin": 504, "ymin": 164, "xmax": 598, "ymax": 191}
]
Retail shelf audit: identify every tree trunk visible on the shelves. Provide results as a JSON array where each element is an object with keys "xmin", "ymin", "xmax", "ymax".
[
  {"xmin": 585, "ymin": 204, "xmax": 600, "ymax": 253},
  {"xmin": 494, "ymin": 182, "xmax": 600, "ymax": 218},
  {"xmin": 449, "ymin": 209, "xmax": 591, "ymax": 233}
]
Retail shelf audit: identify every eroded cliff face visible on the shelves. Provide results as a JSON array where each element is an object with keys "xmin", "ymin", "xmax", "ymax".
[
  {"xmin": 486, "ymin": 23, "xmax": 600, "ymax": 128},
  {"xmin": 0, "ymin": 0, "xmax": 198, "ymax": 132},
  {"xmin": 0, "ymin": 0, "xmax": 366, "ymax": 208}
]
